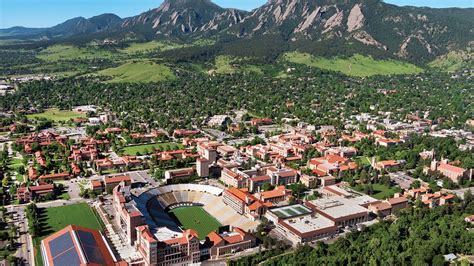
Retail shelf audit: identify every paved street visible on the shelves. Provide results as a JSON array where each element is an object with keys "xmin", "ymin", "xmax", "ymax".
[{"xmin": 11, "ymin": 206, "xmax": 32, "ymax": 266}]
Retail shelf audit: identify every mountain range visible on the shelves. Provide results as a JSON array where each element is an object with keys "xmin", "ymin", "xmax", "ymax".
[{"xmin": 1, "ymin": 0, "xmax": 473, "ymax": 63}]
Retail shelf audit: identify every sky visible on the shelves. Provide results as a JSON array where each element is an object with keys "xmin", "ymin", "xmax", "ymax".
[{"xmin": 0, "ymin": 0, "xmax": 473, "ymax": 29}]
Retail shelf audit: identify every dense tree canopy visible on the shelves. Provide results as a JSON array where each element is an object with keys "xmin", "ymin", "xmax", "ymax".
[{"xmin": 231, "ymin": 194, "xmax": 474, "ymax": 266}]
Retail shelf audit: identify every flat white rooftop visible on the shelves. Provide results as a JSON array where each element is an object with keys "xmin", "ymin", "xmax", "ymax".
[
  {"xmin": 283, "ymin": 213, "xmax": 335, "ymax": 234},
  {"xmin": 309, "ymin": 196, "xmax": 368, "ymax": 219},
  {"xmin": 153, "ymin": 226, "xmax": 182, "ymax": 242}
]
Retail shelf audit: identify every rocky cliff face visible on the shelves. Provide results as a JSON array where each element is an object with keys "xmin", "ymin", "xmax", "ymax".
[
  {"xmin": 2, "ymin": 0, "xmax": 473, "ymax": 63},
  {"xmin": 120, "ymin": 0, "xmax": 247, "ymax": 37},
  {"xmin": 225, "ymin": 0, "xmax": 472, "ymax": 60}
]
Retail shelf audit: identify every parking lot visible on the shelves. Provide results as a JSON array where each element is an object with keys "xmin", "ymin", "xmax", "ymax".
[{"xmin": 389, "ymin": 171, "xmax": 415, "ymax": 189}]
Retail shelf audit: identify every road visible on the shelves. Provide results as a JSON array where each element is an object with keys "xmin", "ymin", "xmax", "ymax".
[{"xmin": 11, "ymin": 206, "xmax": 33, "ymax": 266}]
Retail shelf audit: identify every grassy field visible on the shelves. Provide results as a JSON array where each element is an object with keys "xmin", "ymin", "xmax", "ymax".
[
  {"xmin": 27, "ymin": 108, "xmax": 85, "ymax": 122},
  {"xmin": 122, "ymin": 142, "xmax": 184, "ymax": 155},
  {"xmin": 283, "ymin": 52, "xmax": 423, "ymax": 77},
  {"xmin": 99, "ymin": 60, "xmax": 175, "ymax": 83},
  {"xmin": 428, "ymin": 50, "xmax": 473, "ymax": 72},
  {"xmin": 371, "ymin": 184, "xmax": 398, "ymax": 200},
  {"xmin": 169, "ymin": 206, "xmax": 221, "ymax": 240},
  {"xmin": 37, "ymin": 44, "xmax": 113, "ymax": 62},
  {"xmin": 119, "ymin": 39, "xmax": 215, "ymax": 55},
  {"xmin": 33, "ymin": 203, "xmax": 103, "ymax": 265},
  {"xmin": 215, "ymin": 56, "xmax": 237, "ymax": 74},
  {"xmin": 119, "ymin": 41, "xmax": 192, "ymax": 54},
  {"xmin": 214, "ymin": 55, "xmax": 263, "ymax": 75}
]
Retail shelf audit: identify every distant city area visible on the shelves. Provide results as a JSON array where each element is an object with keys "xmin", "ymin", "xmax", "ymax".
[{"xmin": 0, "ymin": 98, "xmax": 472, "ymax": 265}]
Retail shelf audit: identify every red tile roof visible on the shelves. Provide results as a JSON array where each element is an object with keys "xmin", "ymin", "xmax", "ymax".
[
  {"xmin": 387, "ymin": 196, "xmax": 408, "ymax": 205},
  {"xmin": 250, "ymin": 175, "xmax": 271, "ymax": 182},
  {"xmin": 259, "ymin": 186, "xmax": 289, "ymax": 200},
  {"xmin": 438, "ymin": 163, "xmax": 466, "ymax": 175},
  {"xmin": 105, "ymin": 175, "xmax": 131, "ymax": 184}
]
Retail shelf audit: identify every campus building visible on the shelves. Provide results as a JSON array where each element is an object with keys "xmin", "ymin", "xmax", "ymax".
[
  {"xmin": 204, "ymin": 226, "xmax": 256, "ymax": 259},
  {"xmin": 305, "ymin": 197, "xmax": 370, "ymax": 227},
  {"xmin": 429, "ymin": 160, "xmax": 472, "ymax": 183},
  {"xmin": 266, "ymin": 204, "xmax": 338, "ymax": 246},
  {"xmin": 135, "ymin": 225, "xmax": 201, "ymax": 266},
  {"xmin": 223, "ymin": 187, "xmax": 271, "ymax": 220},
  {"xmin": 112, "ymin": 182, "xmax": 145, "ymax": 244},
  {"xmin": 40, "ymin": 225, "xmax": 125, "ymax": 266}
]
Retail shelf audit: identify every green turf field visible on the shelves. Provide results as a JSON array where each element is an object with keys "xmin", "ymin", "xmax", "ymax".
[
  {"xmin": 122, "ymin": 142, "xmax": 184, "ymax": 155},
  {"xmin": 33, "ymin": 203, "xmax": 103, "ymax": 266},
  {"xmin": 283, "ymin": 52, "xmax": 423, "ymax": 77},
  {"xmin": 99, "ymin": 60, "xmax": 175, "ymax": 83},
  {"xmin": 169, "ymin": 206, "xmax": 221, "ymax": 240},
  {"xmin": 27, "ymin": 108, "xmax": 85, "ymax": 121}
]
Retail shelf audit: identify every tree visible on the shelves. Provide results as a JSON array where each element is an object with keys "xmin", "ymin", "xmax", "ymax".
[
  {"xmin": 410, "ymin": 180, "xmax": 421, "ymax": 189},
  {"xmin": 431, "ymin": 255, "xmax": 444, "ymax": 266},
  {"xmin": 262, "ymin": 183, "xmax": 274, "ymax": 192}
]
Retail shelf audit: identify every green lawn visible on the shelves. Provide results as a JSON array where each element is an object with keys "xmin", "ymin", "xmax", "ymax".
[
  {"xmin": 122, "ymin": 142, "xmax": 184, "ymax": 155},
  {"xmin": 33, "ymin": 203, "xmax": 103, "ymax": 265},
  {"xmin": 169, "ymin": 206, "xmax": 221, "ymax": 240},
  {"xmin": 371, "ymin": 184, "xmax": 398, "ymax": 200},
  {"xmin": 283, "ymin": 52, "xmax": 423, "ymax": 77},
  {"xmin": 99, "ymin": 60, "xmax": 175, "ymax": 83},
  {"xmin": 27, "ymin": 108, "xmax": 85, "ymax": 122}
]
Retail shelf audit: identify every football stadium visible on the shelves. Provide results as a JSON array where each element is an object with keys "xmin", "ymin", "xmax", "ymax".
[{"xmin": 134, "ymin": 184, "xmax": 259, "ymax": 240}]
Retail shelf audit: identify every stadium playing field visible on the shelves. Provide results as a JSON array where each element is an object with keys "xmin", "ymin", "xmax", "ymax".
[{"xmin": 169, "ymin": 206, "xmax": 221, "ymax": 240}]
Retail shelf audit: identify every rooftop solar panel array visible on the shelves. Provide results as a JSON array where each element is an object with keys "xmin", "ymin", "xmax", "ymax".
[
  {"xmin": 76, "ymin": 230, "xmax": 105, "ymax": 265},
  {"xmin": 48, "ymin": 232, "xmax": 75, "ymax": 258},
  {"xmin": 52, "ymin": 248, "xmax": 81, "ymax": 266},
  {"xmin": 48, "ymin": 232, "xmax": 82, "ymax": 266}
]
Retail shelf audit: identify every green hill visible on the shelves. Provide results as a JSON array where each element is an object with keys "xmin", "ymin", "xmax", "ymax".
[
  {"xmin": 98, "ymin": 60, "xmax": 174, "ymax": 83},
  {"xmin": 283, "ymin": 52, "xmax": 423, "ymax": 77},
  {"xmin": 428, "ymin": 50, "xmax": 473, "ymax": 72}
]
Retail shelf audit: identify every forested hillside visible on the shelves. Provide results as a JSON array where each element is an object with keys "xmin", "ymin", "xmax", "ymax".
[
  {"xmin": 1, "ymin": 0, "xmax": 473, "ymax": 65},
  {"xmin": 230, "ymin": 193, "xmax": 474, "ymax": 265}
]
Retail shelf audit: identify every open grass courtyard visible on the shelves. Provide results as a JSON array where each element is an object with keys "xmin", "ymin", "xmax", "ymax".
[
  {"xmin": 121, "ymin": 142, "xmax": 184, "ymax": 155},
  {"xmin": 371, "ymin": 184, "xmax": 399, "ymax": 200}
]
